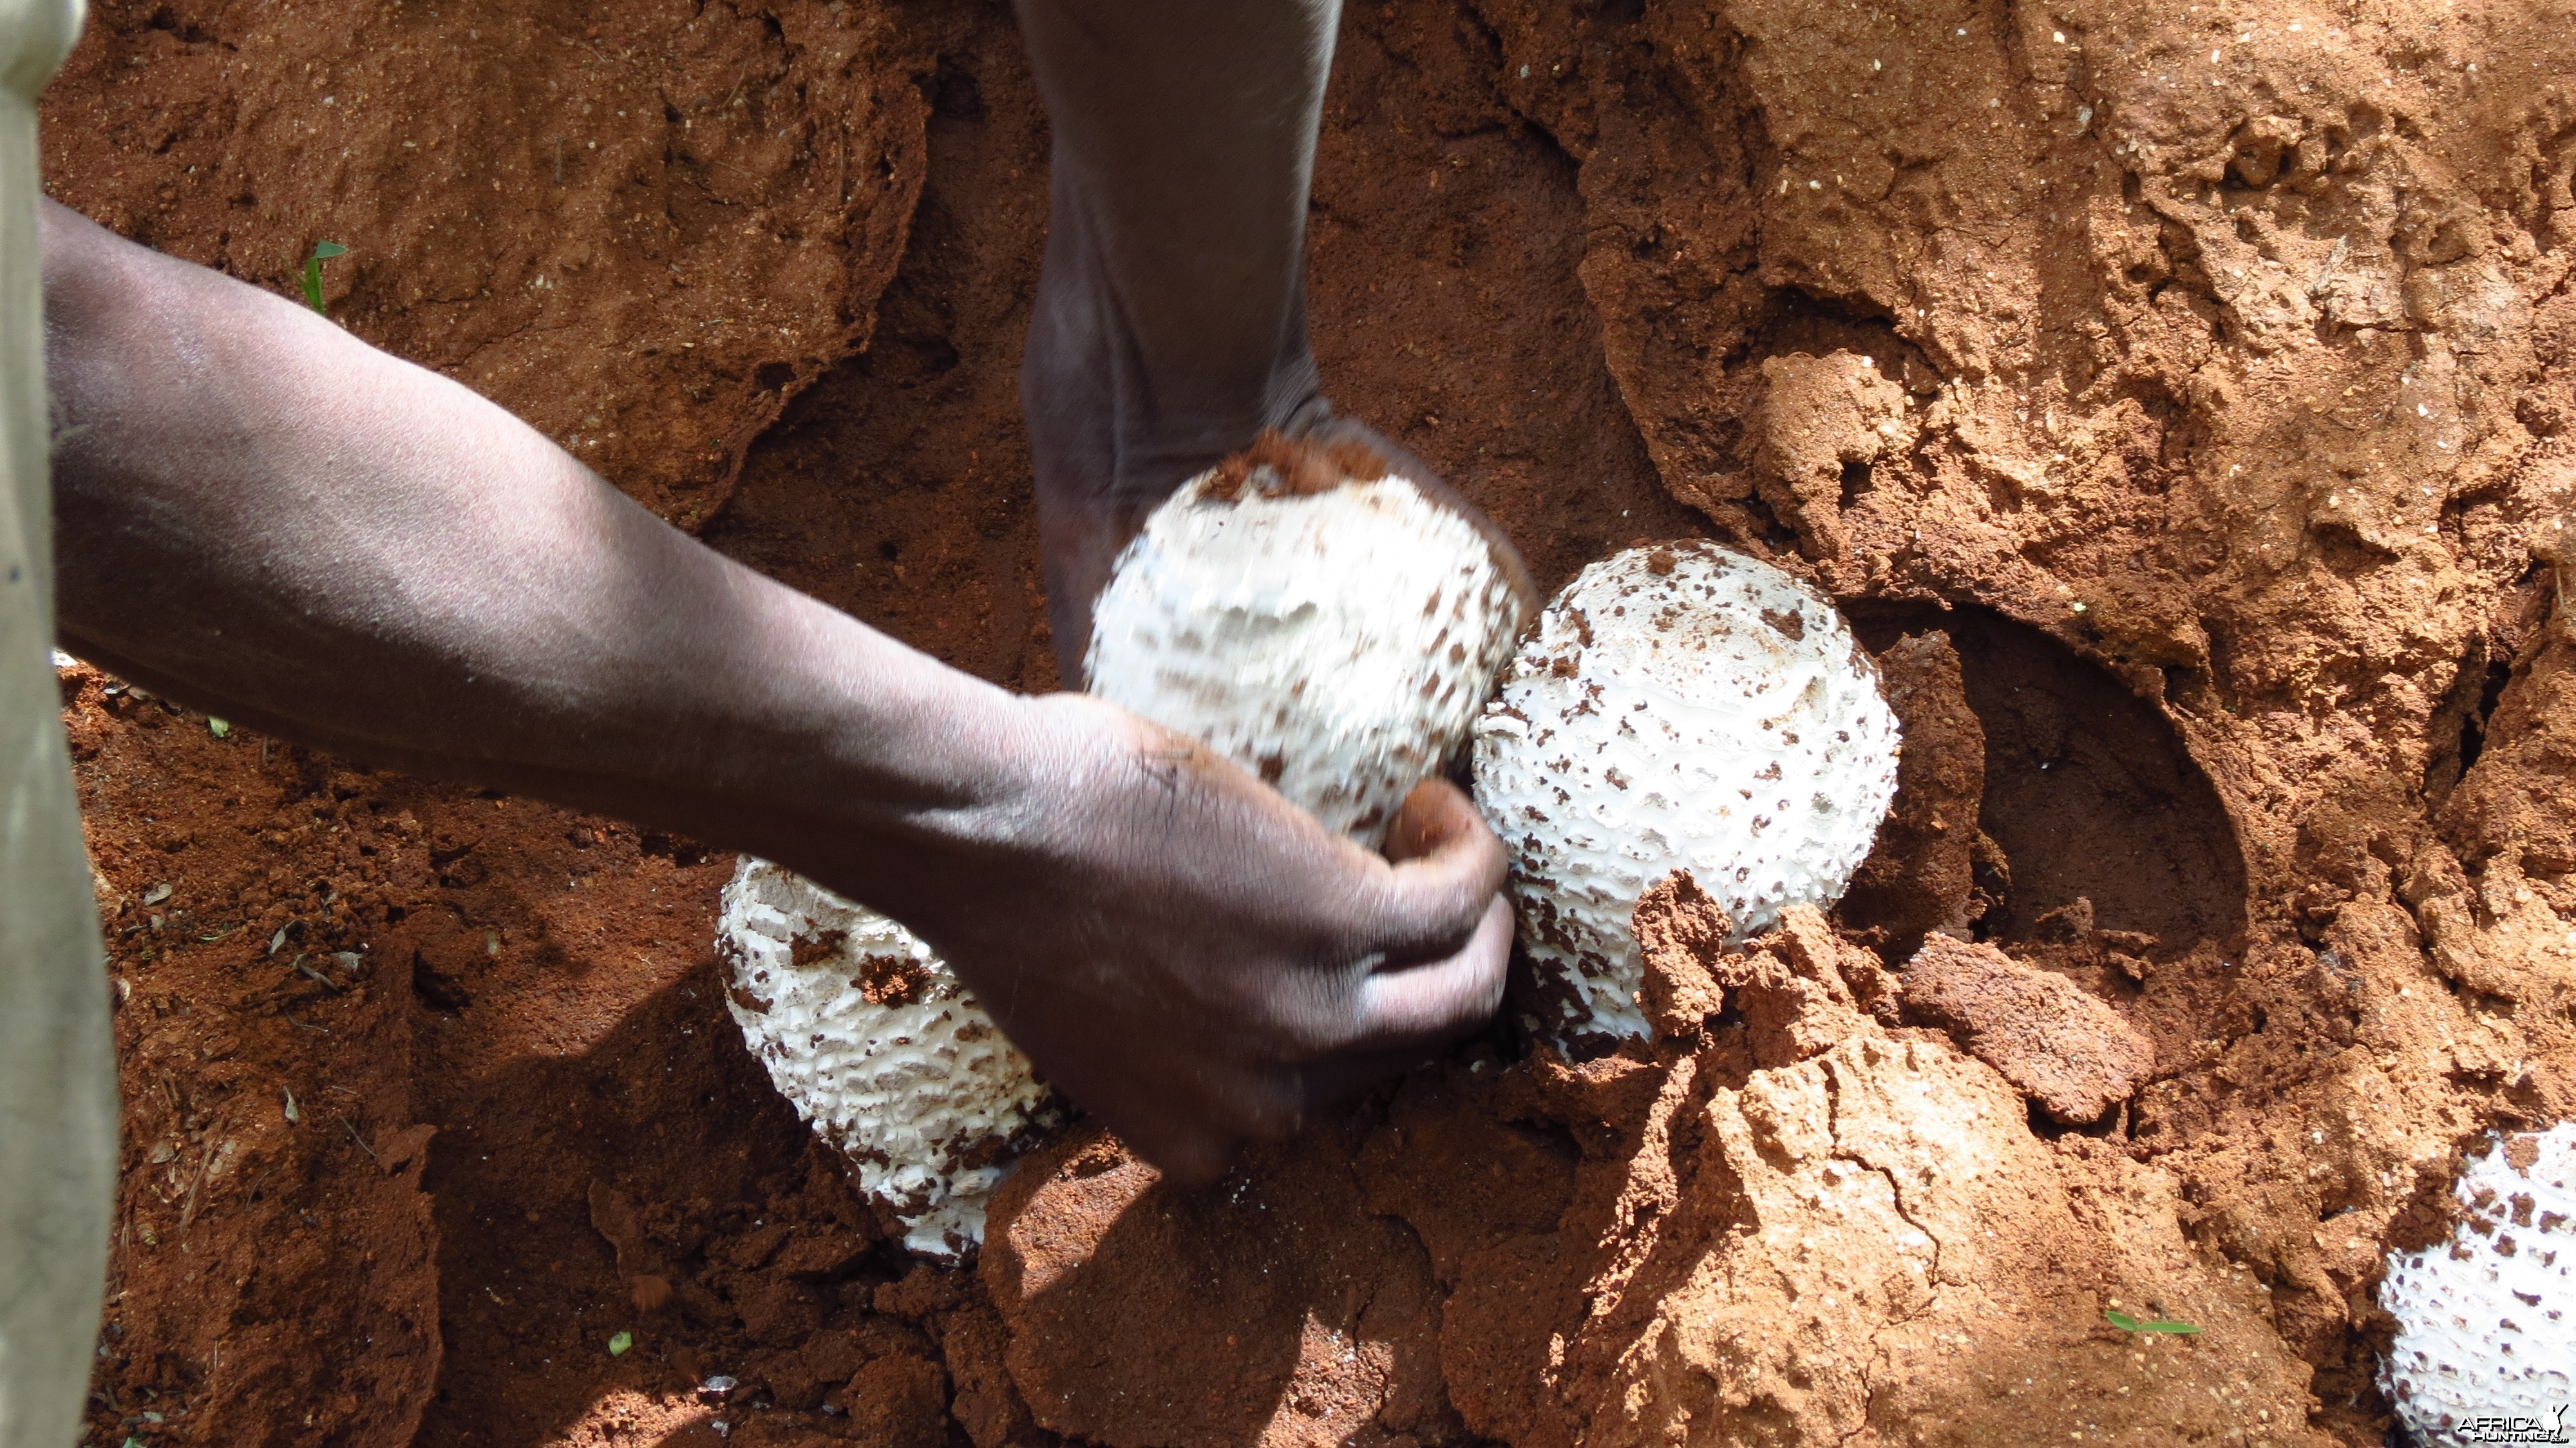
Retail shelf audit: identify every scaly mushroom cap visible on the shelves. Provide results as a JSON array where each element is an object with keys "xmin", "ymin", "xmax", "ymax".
[
  {"xmin": 719, "ymin": 434, "xmax": 1520, "ymax": 1257},
  {"xmin": 1088, "ymin": 455, "xmax": 1522, "ymax": 845},
  {"xmin": 1473, "ymin": 541, "xmax": 1900, "ymax": 1044},
  {"xmin": 717, "ymin": 864, "xmax": 1061, "ymax": 1261},
  {"xmin": 2379, "ymin": 1123, "xmax": 2575, "ymax": 1445}
]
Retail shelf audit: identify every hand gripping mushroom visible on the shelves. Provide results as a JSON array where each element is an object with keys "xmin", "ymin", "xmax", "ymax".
[
  {"xmin": 717, "ymin": 433, "xmax": 1523, "ymax": 1259},
  {"xmin": 2378, "ymin": 1122, "xmax": 2574, "ymax": 1446},
  {"xmin": 1472, "ymin": 541, "xmax": 1900, "ymax": 1045}
]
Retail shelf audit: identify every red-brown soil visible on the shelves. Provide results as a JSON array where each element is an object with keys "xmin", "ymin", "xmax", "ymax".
[{"xmin": 37, "ymin": 0, "xmax": 2576, "ymax": 1444}]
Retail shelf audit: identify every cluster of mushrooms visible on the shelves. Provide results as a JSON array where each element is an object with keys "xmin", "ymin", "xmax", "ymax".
[
  {"xmin": 716, "ymin": 441, "xmax": 1896, "ymax": 1257},
  {"xmin": 710, "ymin": 444, "xmax": 2564, "ymax": 1436}
]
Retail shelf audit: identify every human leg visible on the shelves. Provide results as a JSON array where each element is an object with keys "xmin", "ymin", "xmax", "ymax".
[
  {"xmin": 1012, "ymin": 0, "xmax": 1341, "ymax": 678},
  {"xmin": 1012, "ymin": 0, "xmax": 1533, "ymax": 679}
]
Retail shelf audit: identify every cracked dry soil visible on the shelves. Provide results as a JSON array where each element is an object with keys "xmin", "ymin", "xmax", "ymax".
[{"xmin": 38, "ymin": 0, "xmax": 2576, "ymax": 1443}]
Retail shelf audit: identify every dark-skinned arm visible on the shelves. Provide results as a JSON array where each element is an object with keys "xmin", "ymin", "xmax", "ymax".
[{"xmin": 40, "ymin": 200, "xmax": 1510, "ymax": 1181}]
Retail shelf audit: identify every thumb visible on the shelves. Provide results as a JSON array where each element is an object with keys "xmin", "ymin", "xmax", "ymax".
[{"xmin": 1360, "ymin": 778, "xmax": 1508, "ymax": 963}]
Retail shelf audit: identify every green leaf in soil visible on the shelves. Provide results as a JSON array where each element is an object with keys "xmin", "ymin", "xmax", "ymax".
[
  {"xmin": 2105, "ymin": 1310, "xmax": 2201, "ymax": 1334},
  {"xmin": 607, "ymin": 1329, "xmax": 634, "ymax": 1357},
  {"xmin": 301, "ymin": 241, "xmax": 348, "ymax": 314}
]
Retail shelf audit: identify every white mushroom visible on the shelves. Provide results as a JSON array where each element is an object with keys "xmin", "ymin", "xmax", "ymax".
[
  {"xmin": 1086, "ymin": 450, "xmax": 1521, "ymax": 844},
  {"xmin": 720, "ymin": 435, "xmax": 1520, "ymax": 1257},
  {"xmin": 1472, "ymin": 541, "xmax": 1900, "ymax": 1044},
  {"xmin": 2379, "ymin": 1123, "xmax": 2574, "ymax": 1445},
  {"xmin": 716, "ymin": 865, "xmax": 1060, "ymax": 1260}
]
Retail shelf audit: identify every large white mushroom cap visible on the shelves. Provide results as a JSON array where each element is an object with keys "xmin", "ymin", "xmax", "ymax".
[
  {"xmin": 1088, "ymin": 464, "xmax": 1520, "ymax": 844},
  {"xmin": 1473, "ymin": 541, "xmax": 1900, "ymax": 1043},
  {"xmin": 2380, "ymin": 1123, "xmax": 2575, "ymax": 1445},
  {"xmin": 719, "ymin": 438, "xmax": 1520, "ymax": 1257},
  {"xmin": 717, "ymin": 863, "xmax": 1061, "ymax": 1260}
]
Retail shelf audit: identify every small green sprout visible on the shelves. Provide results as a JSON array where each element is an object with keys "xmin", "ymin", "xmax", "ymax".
[
  {"xmin": 207, "ymin": 718, "xmax": 231, "ymax": 739},
  {"xmin": 2105, "ymin": 1310, "xmax": 2201, "ymax": 1335},
  {"xmin": 607, "ymin": 1329, "xmax": 634, "ymax": 1357},
  {"xmin": 300, "ymin": 241, "xmax": 348, "ymax": 314}
]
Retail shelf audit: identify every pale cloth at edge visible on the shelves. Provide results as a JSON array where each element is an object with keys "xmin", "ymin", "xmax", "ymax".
[{"xmin": 0, "ymin": 1, "xmax": 115, "ymax": 1445}]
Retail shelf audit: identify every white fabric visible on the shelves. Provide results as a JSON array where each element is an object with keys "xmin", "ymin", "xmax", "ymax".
[{"xmin": 0, "ymin": 3, "xmax": 113, "ymax": 1445}]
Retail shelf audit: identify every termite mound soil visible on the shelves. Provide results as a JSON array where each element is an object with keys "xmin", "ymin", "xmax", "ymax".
[{"xmin": 42, "ymin": 0, "xmax": 2576, "ymax": 1445}]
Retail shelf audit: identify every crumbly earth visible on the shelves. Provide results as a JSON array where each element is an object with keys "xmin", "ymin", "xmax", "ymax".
[
  {"xmin": 1901, "ymin": 933, "xmax": 2160, "ymax": 1123},
  {"xmin": 39, "ymin": 0, "xmax": 2576, "ymax": 1445},
  {"xmin": 1835, "ymin": 630, "xmax": 1987, "ymax": 957}
]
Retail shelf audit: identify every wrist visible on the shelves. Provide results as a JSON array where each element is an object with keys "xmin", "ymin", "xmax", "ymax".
[{"xmin": 710, "ymin": 621, "xmax": 1085, "ymax": 910}]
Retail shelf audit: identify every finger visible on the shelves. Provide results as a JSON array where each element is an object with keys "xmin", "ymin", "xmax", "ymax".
[
  {"xmin": 1345, "ymin": 894, "xmax": 1513, "ymax": 1054},
  {"xmin": 1359, "ymin": 779, "xmax": 1508, "ymax": 962},
  {"xmin": 1211, "ymin": 1063, "xmax": 1312, "ymax": 1145},
  {"xmin": 1381, "ymin": 776, "xmax": 1480, "ymax": 862},
  {"xmin": 1025, "ymin": 1038, "xmax": 1267, "ymax": 1188},
  {"xmin": 1135, "ymin": 1054, "xmax": 1312, "ymax": 1161}
]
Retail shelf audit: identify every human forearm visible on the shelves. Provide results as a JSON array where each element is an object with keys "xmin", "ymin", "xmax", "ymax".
[
  {"xmin": 40, "ymin": 200, "xmax": 1516, "ymax": 1181},
  {"xmin": 40, "ymin": 200, "xmax": 1030, "ymax": 880}
]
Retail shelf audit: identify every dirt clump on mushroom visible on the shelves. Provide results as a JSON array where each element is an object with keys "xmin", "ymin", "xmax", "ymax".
[{"xmin": 1200, "ymin": 428, "xmax": 1399, "ymax": 503}]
